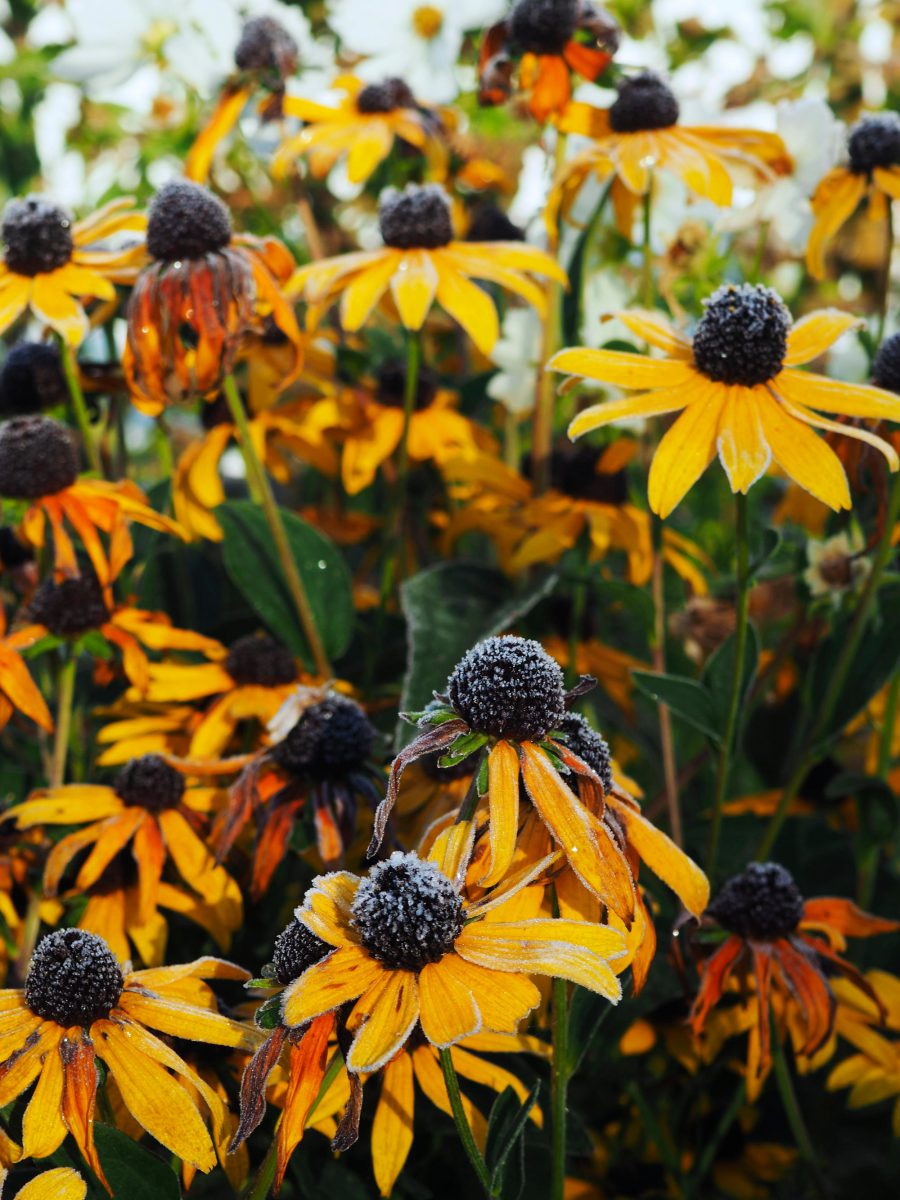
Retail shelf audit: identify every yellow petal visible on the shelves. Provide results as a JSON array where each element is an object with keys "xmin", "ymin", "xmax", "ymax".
[
  {"xmin": 479, "ymin": 740, "xmax": 520, "ymax": 887},
  {"xmin": 779, "ymin": 369, "xmax": 900, "ymax": 422},
  {"xmin": 372, "ymin": 1053, "xmax": 415, "ymax": 1198},
  {"xmin": 21, "ymin": 1043, "xmax": 66, "ymax": 1159},
  {"xmin": 435, "ymin": 263, "xmax": 500, "ymax": 355},
  {"xmin": 806, "ymin": 169, "xmax": 866, "ymax": 279},
  {"xmin": 567, "ymin": 386, "xmax": 691, "ymax": 440},
  {"xmin": 30, "ymin": 276, "xmax": 88, "ymax": 347},
  {"xmin": 715, "ymin": 387, "xmax": 771, "ymax": 494},
  {"xmin": 117, "ymin": 990, "xmax": 259, "ymax": 1051},
  {"xmin": 389, "ymin": 249, "xmax": 439, "ymax": 329},
  {"xmin": 346, "ymin": 971, "xmax": 419, "ymax": 1073},
  {"xmin": 777, "ymin": 391, "xmax": 899, "ymax": 471},
  {"xmin": 282, "ymin": 945, "xmax": 383, "ymax": 1027},
  {"xmin": 755, "ymin": 389, "xmax": 850, "ymax": 510},
  {"xmin": 606, "ymin": 793, "xmax": 710, "ymax": 917},
  {"xmin": 15, "ymin": 1169, "xmax": 87, "ymax": 1200},
  {"xmin": 619, "ymin": 310, "xmax": 692, "ymax": 357},
  {"xmin": 418, "ymin": 959, "xmax": 482, "ymax": 1048},
  {"xmin": 346, "ymin": 123, "xmax": 394, "ymax": 182},
  {"xmin": 784, "ymin": 310, "xmax": 861, "ymax": 365},
  {"xmin": 340, "ymin": 254, "xmax": 399, "ymax": 330},
  {"xmin": 550, "ymin": 347, "xmax": 694, "ymax": 390},
  {"xmin": 648, "ymin": 383, "xmax": 723, "ymax": 517},
  {"xmin": 297, "ymin": 871, "xmax": 360, "ymax": 947}
]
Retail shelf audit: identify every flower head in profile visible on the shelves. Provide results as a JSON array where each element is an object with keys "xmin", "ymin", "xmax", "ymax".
[
  {"xmin": 551, "ymin": 287, "xmax": 900, "ymax": 517},
  {"xmin": 289, "ymin": 182, "xmax": 565, "ymax": 355},
  {"xmin": 807, "ymin": 112, "xmax": 900, "ymax": 279},
  {"xmin": 547, "ymin": 72, "xmax": 790, "ymax": 239},
  {"xmin": 124, "ymin": 179, "xmax": 303, "ymax": 412},
  {"xmin": 0, "ymin": 929, "xmax": 257, "ymax": 1184},
  {"xmin": 0, "ymin": 195, "xmax": 144, "ymax": 347},
  {"xmin": 690, "ymin": 863, "xmax": 898, "ymax": 1099}
]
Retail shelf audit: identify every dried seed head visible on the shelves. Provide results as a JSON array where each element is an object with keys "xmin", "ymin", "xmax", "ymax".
[
  {"xmin": 447, "ymin": 635, "xmax": 566, "ymax": 741},
  {"xmin": 0, "ymin": 415, "xmax": 79, "ymax": 498},
  {"xmin": 509, "ymin": 0, "xmax": 579, "ymax": 55},
  {"xmin": 608, "ymin": 72, "xmax": 680, "ymax": 133},
  {"xmin": 871, "ymin": 332, "xmax": 900, "ymax": 393},
  {"xmin": 272, "ymin": 694, "xmax": 375, "ymax": 778},
  {"xmin": 379, "ymin": 184, "xmax": 453, "ymax": 249},
  {"xmin": 692, "ymin": 284, "xmax": 790, "ymax": 387},
  {"xmin": 27, "ymin": 574, "xmax": 109, "ymax": 637},
  {"xmin": 146, "ymin": 180, "xmax": 232, "ymax": 262},
  {"xmin": 2, "ymin": 196, "xmax": 74, "ymax": 276},
  {"xmin": 356, "ymin": 78, "xmax": 417, "ymax": 114},
  {"xmin": 559, "ymin": 713, "xmax": 613, "ymax": 793},
  {"xmin": 376, "ymin": 359, "xmax": 438, "ymax": 410},
  {"xmin": 114, "ymin": 754, "xmax": 186, "ymax": 813},
  {"xmin": 271, "ymin": 917, "xmax": 331, "ymax": 984},
  {"xmin": 0, "ymin": 342, "xmax": 68, "ymax": 417},
  {"xmin": 352, "ymin": 851, "xmax": 464, "ymax": 970},
  {"xmin": 847, "ymin": 113, "xmax": 900, "ymax": 175},
  {"xmin": 234, "ymin": 16, "xmax": 298, "ymax": 77},
  {"xmin": 225, "ymin": 634, "xmax": 298, "ymax": 688},
  {"xmin": 709, "ymin": 862, "xmax": 805, "ymax": 941},
  {"xmin": 25, "ymin": 929, "xmax": 123, "ymax": 1027}
]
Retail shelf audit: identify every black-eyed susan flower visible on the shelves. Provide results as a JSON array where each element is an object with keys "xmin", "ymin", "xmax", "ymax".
[
  {"xmin": 289, "ymin": 183, "xmax": 566, "ymax": 355},
  {"xmin": 478, "ymin": 0, "xmax": 620, "ymax": 124},
  {"xmin": 273, "ymin": 75, "xmax": 447, "ymax": 185},
  {"xmin": 280, "ymin": 837, "xmax": 625, "ymax": 1074},
  {"xmin": 690, "ymin": 863, "xmax": 898, "ymax": 1099},
  {"xmin": 0, "ymin": 415, "xmax": 185, "ymax": 585},
  {"xmin": 3, "ymin": 754, "xmax": 242, "ymax": 963},
  {"xmin": 807, "ymin": 113, "xmax": 900, "ymax": 279},
  {"xmin": 0, "ymin": 601, "xmax": 51, "ymax": 733},
  {"xmin": 546, "ymin": 73, "xmax": 790, "ymax": 239},
  {"xmin": 217, "ymin": 687, "xmax": 382, "ymax": 896},
  {"xmin": 826, "ymin": 970, "xmax": 900, "ymax": 1135},
  {"xmin": 0, "ymin": 195, "xmax": 144, "ymax": 347},
  {"xmin": 551, "ymin": 287, "xmax": 900, "ymax": 517},
  {"xmin": 123, "ymin": 180, "xmax": 303, "ymax": 413},
  {"xmin": 0, "ymin": 929, "xmax": 258, "ymax": 1182}
]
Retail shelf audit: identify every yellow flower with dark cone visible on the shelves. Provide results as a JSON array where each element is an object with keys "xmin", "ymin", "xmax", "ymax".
[
  {"xmin": 0, "ymin": 195, "xmax": 144, "ymax": 347},
  {"xmin": 3, "ymin": 754, "xmax": 242, "ymax": 963},
  {"xmin": 124, "ymin": 180, "xmax": 303, "ymax": 413},
  {"xmin": 273, "ymin": 75, "xmax": 447, "ymax": 186},
  {"xmin": 0, "ymin": 1167, "xmax": 87, "ymax": 1200},
  {"xmin": 827, "ymin": 970, "xmax": 900, "ymax": 1135},
  {"xmin": 289, "ymin": 183, "xmax": 566, "ymax": 355},
  {"xmin": 0, "ymin": 929, "xmax": 258, "ymax": 1184},
  {"xmin": 551, "ymin": 288, "xmax": 900, "ymax": 517},
  {"xmin": 546, "ymin": 73, "xmax": 790, "ymax": 239},
  {"xmin": 0, "ymin": 602, "xmax": 51, "ymax": 733},
  {"xmin": 807, "ymin": 113, "xmax": 900, "ymax": 279},
  {"xmin": 280, "ymin": 833, "xmax": 625, "ymax": 1073},
  {"xmin": 0, "ymin": 415, "xmax": 185, "ymax": 586}
]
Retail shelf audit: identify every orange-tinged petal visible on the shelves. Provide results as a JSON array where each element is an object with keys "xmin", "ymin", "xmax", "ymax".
[
  {"xmin": 755, "ymin": 388, "xmax": 850, "ymax": 510},
  {"xmin": 346, "ymin": 971, "xmax": 419, "ymax": 1072},
  {"xmin": 282, "ymin": 945, "xmax": 383, "ymax": 1027},
  {"xmin": 274, "ymin": 1013, "xmax": 334, "ymax": 1190},
  {"xmin": 0, "ymin": 648, "xmax": 53, "ymax": 732},
  {"xmin": 479, "ymin": 740, "xmax": 520, "ymax": 887},
  {"xmin": 606, "ymin": 793, "xmax": 710, "ymax": 917},
  {"xmin": 551, "ymin": 347, "xmax": 694, "ymax": 390},
  {"xmin": 372, "ymin": 1052, "xmax": 415, "ymax": 1198},
  {"xmin": 784, "ymin": 310, "xmax": 861, "ymax": 365},
  {"xmin": 435, "ymin": 263, "xmax": 499, "ymax": 354},
  {"xmin": 75, "ymin": 809, "xmax": 145, "ymax": 891},
  {"xmin": 185, "ymin": 85, "xmax": 251, "ymax": 182},
  {"xmin": 648, "ymin": 382, "xmax": 723, "ymax": 517},
  {"xmin": 0, "ymin": 1020, "xmax": 62, "ymax": 1108},
  {"xmin": 60, "ymin": 1031, "xmax": 105, "ymax": 1190},
  {"xmin": 802, "ymin": 898, "xmax": 899, "ymax": 938},
  {"xmin": 568, "ymin": 385, "xmax": 693, "ymax": 440},
  {"xmin": 418, "ymin": 959, "xmax": 482, "ymax": 1048},
  {"xmin": 716, "ymin": 387, "xmax": 771, "ymax": 494}
]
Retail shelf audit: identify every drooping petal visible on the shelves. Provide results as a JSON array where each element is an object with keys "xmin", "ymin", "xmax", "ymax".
[
  {"xmin": 372, "ymin": 1052, "xmax": 415, "ymax": 1198},
  {"xmin": 281, "ymin": 945, "xmax": 383, "ymax": 1027},
  {"xmin": 568, "ymin": 386, "xmax": 692, "ymax": 440},
  {"xmin": 648, "ymin": 383, "xmax": 723, "ymax": 517},
  {"xmin": 715, "ymin": 387, "xmax": 772, "ymax": 495},
  {"xmin": 418, "ymin": 959, "xmax": 482, "ymax": 1048},
  {"xmin": 21, "ymin": 1038, "xmax": 67, "ymax": 1159},
  {"xmin": 779, "ymin": 368, "xmax": 900, "ymax": 422},
  {"xmin": 340, "ymin": 254, "xmax": 401, "ymax": 330},
  {"xmin": 689, "ymin": 936, "xmax": 745, "ymax": 1034},
  {"xmin": 606, "ymin": 793, "xmax": 710, "ymax": 917},
  {"xmin": 60, "ymin": 1031, "xmax": 106, "ymax": 1190},
  {"xmin": 346, "ymin": 971, "xmax": 420, "ymax": 1073},
  {"xmin": 755, "ymin": 388, "xmax": 850, "ymax": 510},
  {"xmin": 478, "ymin": 739, "xmax": 520, "ymax": 887},
  {"xmin": 411, "ymin": 1045, "xmax": 487, "ymax": 1148},
  {"xmin": 275, "ymin": 1013, "xmax": 335, "ymax": 1190},
  {"xmin": 434, "ymin": 262, "xmax": 500, "ymax": 355},
  {"xmin": 806, "ymin": 169, "xmax": 867, "ymax": 279},
  {"xmin": 389, "ymin": 249, "xmax": 439, "ymax": 329}
]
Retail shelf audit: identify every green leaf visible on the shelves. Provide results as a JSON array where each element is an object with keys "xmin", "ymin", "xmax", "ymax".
[
  {"xmin": 218, "ymin": 500, "xmax": 354, "ymax": 669},
  {"xmin": 396, "ymin": 564, "xmax": 557, "ymax": 749},
  {"xmin": 255, "ymin": 994, "xmax": 283, "ymax": 1029},
  {"xmin": 748, "ymin": 528, "xmax": 781, "ymax": 579},
  {"xmin": 94, "ymin": 1124, "xmax": 180, "ymax": 1200},
  {"xmin": 632, "ymin": 669, "xmax": 721, "ymax": 743},
  {"xmin": 566, "ymin": 987, "xmax": 614, "ymax": 1077},
  {"xmin": 702, "ymin": 624, "xmax": 760, "ymax": 721},
  {"xmin": 485, "ymin": 1082, "xmax": 541, "ymax": 1199},
  {"xmin": 438, "ymin": 730, "xmax": 489, "ymax": 767}
]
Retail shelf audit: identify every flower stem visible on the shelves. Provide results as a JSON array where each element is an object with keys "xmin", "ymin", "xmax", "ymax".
[
  {"xmin": 771, "ymin": 1031, "xmax": 828, "ymax": 1198},
  {"xmin": 708, "ymin": 491, "xmax": 751, "ymax": 877},
  {"xmin": 58, "ymin": 337, "xmax": 102, "ymax": 476},
  {"xmin": 877, "ymin": 672, "xmax": 900, "ymax": 778},
  {"xmin": 532, "ymin": 133, "xmax": 568, "ymax": 495},
  {"xmin": 378, "ymin": 330, "xmax": 421, "ymax": 605},
  {"xmin": 641, "ymin": 186, "xmax": 654, "ymax": 307},
  {"xmin": 550, "ymin": 974, "xmax": 570, "ymax": 1200},
  {"xmin": 651, "ymin": 511, "xmax": 682, "ymax": 845},
  {"xmin": 50, "ymin": 651, "xmax": 77, "ymax": 789},
  {"xmin": 222, "ymin": 373, "xmax": 331, "ymax": 678},
  {"xmin": 758, "ymin": 469, "xmax": 900, "ymax": 859},
  {"xmin": 245, "ymin": 1141, "xmax": 278, "ymax": 1200},
  {"xmin": 439, "ymin": 1047, "xmax": 492, "ymax": 1196}
]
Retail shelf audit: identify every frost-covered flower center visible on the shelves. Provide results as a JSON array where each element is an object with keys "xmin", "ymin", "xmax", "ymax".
[
  {"xmin": 2, "ymin": 197, "xmax": 74, "ymax": 276},
  {"xmin": 271, "ymin": 694, "xmax": 375, "ymax": 778},
  {"xmin": 379, "ymin": 184, "xmax": 453, "ymax": 249},
  {"xmin": 608, "ymin": 72, "xmax": 680, "ymax": 133},
  {"xmin": 710, "ymin": 862, "xmax": 804, "ymax": 941},
  {"xmin": 847, "ymin": 114, "xmax": 900, "ymax": 175},
  {"xmin": 146, "ymin": 180, "xmax": 232, "ymax": 263},
  {"xmin": 692, "ymin": 284, "xmax": 790, "ymax": 387},
  {"xmin": 352, "ymin": 852, "xmax": 464, "ymax": 970},
  {"xmin": 0, "ymin": 415, "xmax": 79, "ymax": 499},
  {"xmin": 25, "ymin": 929, "xmax": 123, "ymax": 1026},
  {"xmin": 271, "ymin": 917, "xmax": 331, "ymax": 984},
  {"xmin": 28, "ymin": 574, "xmax": 110, "ymax": 637},
  {"xmin": 559, "ymin": 713, "xmax": 613, "ymax": 793},
  {"xmin": 447, "ymin": 634, "xmax": 567, "ymax": 741},
  {"xmin": 509, "ymin": 0, "xmax": 578, "ymax": 56},
  {"xmin": 225, "ymin": 634, "xmax": 297, "ymax": 687},
  {"xmin": 115, "ymin": 754, "xmax": 186, "ymax": 812}
]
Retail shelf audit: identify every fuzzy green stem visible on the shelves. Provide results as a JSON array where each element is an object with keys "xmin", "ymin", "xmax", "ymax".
[
  {"xmin": 550, "ymin": 975, "xmax": 570, "ymax": 1200},
  {"xmin": 50, "ymin": 652, "xmax": 77, "ymax": 789},
  {"xmin": 455, "ymin": 749, "xmax": 486, "ymax": 825},
  {"xmin": 222, "ymin": 374, "xmax": 331, "ymax": 679},
  {"xmin": 439, "ymin": 1047, "xmax": 492, "ymax": 1196},
  {"xmin": 58, "ymin": 338, "xmax": 102, "ymax": 475},
  {"xmin": 708, "ymin": 492, "xmax": 751, "ymax": 877},
  {"xmin": 246, "ymin": 1141, "xmax": 278, "ymax": 1200}
]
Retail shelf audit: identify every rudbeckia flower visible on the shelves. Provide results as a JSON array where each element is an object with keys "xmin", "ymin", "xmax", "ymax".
[
  {"xmin": 217, "ymin": 688, "xmax": 382, "ymax": 896},
  {"xmin": 0, "ymin": 195, "xmax": 144, "ymax": 348},
  {"xmin": 0, "ymin": 929, "xmax": 258, "ymax": 1182},
  {"xmin": 807, "ymin": 113, "xmax": 900, "ymax": 279},
  {"xmin": 690, "ymin": 863, "xmax": 898, "ymax": 1099},
  {"xmin": 478, "ymin": 0, "xmax": 620, "ymax": 124},
  {"xmin": 0, "ymin": 602, "xmax": 51, "ymax": 733},
  {"xmin": 551, "ymin": 286, "xmax": 900, "ymax": 517},
  {"xmin": 3, "ymin": 754, "xmax": 243, "ymax": 963},
  {"xmin": 826, "ymin": 970, "xmax": 900, "ymax": 1135},
  {"xmin": 273, "ymin": 75, "xmax": 447, "ymax": 185},
  {"xmin": 0, "ymin": 415, "xmax": 185, "ymax": 585},
  {"xmin": 546, "ymin": 73, "xmax": 790, "ymax": 239},
  {"xmin": 280, "ymin": 837, "xmax": 625, "ymax": 1074},
  {"xmin": 124, "ymin": 180, "xmax": 303, "ymax": 413},
  {"xmin": 289, "ymin": 183, "xmax": 566, "ymax": 355}
]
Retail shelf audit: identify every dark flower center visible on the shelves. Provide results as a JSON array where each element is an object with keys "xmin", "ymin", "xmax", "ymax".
[
  {"xmin": 0, "ymin": 342, "xmax": 68, "ymax": 417},
  {"xmin": 27, "ymin": 574, "xmax": 109, "ymax": 637},
  {"xmin": 847, "ymin": 114, "xmax": 900, "ymax": 175},
  {"xmin": 234, "ymin": 16, "xmax": 298, "ymax": 79},
  {"xmin": 509, "ymin": 0, "xmax": 579, "ymax": 55},
  {"xmin": 25, "ymin": 929, "xmax": 123, "ymax": 1027},
  {"xmin": 466, "ymin": 205, "xmax": 525, "ymax": 243},
  {"xmin": 271, "ymin": 917, "xmax": 331, "ymax": 984},
  {"xmin": 609, "ymin": 73, "xmax": 680, "ymax": 133},
  {"xmin": 0, "ymin": 526, "xmax": 33, "ymax": 570},
  {"xmin": 548, "ymin": 443, "xmax": 628, "ymax": 503},
  {"xmin": 692, "ymin": 284, "xmax": 790, "ymax": 387},
  {"xmin": 376, "ymin": 359, "xmax": 438, "ymax": 410},
  {"xmin": 357, "ymin": 78, "xmax": 417, "ymax": 114},
  {"xmin": 709, "ymin": 862, "xmax": 804, "ymax": 941},
  {"xmin": 225, "ymin": 634, "xmax": 297, "ymax": 687},
  {"xmin": 2, "ymin": 197, "xmax": 74, "ymax": 277},
  {"xmin": 271, "ymin": 694, "xmax": 375, "ymax": 778},
  {"xmin": 114, "ymin": 754, "xmax": 186, "ymax": 812},
  {"xmin": 352, "ymin": 852, "xmax": 464, "ymax": 971},
  {"xmin": 0, "ymin": 415, "xmax": 79, "ymax": 498},
  {"xmin": 379, "ymin": 184, "xmax": 453, "ymax": 249},
  {"xmin": 871, "ymin": 331, "xmax": 900, "ymax": 393},
  {"xmin": 559, "ymin": 712, "xmax": 612, "ymax": 793},
  {"xmin": 146, "ymin": 180, "xmax": 232, "ymax": 262},
  {"xmin": 447, "ymin": 634, "xmax": 567, "ymax": 742}
]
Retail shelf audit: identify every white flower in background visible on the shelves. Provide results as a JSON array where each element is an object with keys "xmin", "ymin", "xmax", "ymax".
[
  {"xmin": 487, "ymin": 309, "xmax": 542, "ymax": 416},
  {"xmin": 804, "ymin": 530, "xmax": 870, "ymax": 602},
  {"xmin": 0, "ymin": 0, "xmax": 15, "ymax": 66},
  {"xmin": 327, "ymin": 0, "xmax": 505, "ymax": 104}
]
